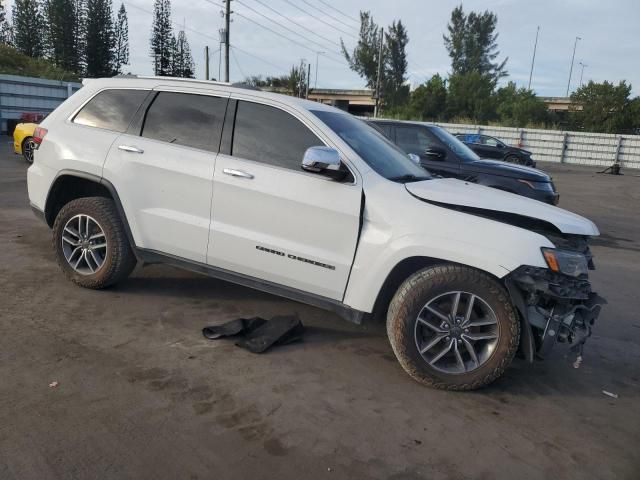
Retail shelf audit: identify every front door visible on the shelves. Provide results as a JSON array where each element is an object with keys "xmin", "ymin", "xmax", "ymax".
[
  {"xmin": 103, "ymin": 90, "xmax": 229, "ymax": 263},
  {"xmin": 394, "ymin": 125, "xmax": 461, "ymax": 178},
  {"xmin": 207, "ymin": 100, "xmax": 362, "ymax": 301}
]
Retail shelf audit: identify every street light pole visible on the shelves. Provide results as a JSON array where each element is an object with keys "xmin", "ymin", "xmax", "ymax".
[
  {"xmin": 528, "ymin": 26, "xmax": 540, "ymax": 90},
  {"xmin": 566, "ymin": 36, "xmax": 581, "ymax": 97},
  {"xmin": 579, "ymin": 62, "xmax": 588, "ymax": 88}
]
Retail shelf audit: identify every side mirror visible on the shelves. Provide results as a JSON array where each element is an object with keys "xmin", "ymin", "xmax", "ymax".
[
  {"xmin": 496, "ymin": 143, "xmax": 505, "ymax": 149},
  {"xmin": 424, "ymin": 146, "xmax": 446, "ymax": 160},
  {"xmin": 407, "ymin": 153, "xmax": 421, "ymax": 165},
  {"xmin": 302, "ymin": 146, "xmax": 348, "ymax": 180}
]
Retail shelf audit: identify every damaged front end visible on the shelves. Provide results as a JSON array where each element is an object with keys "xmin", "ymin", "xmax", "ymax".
[{"xmin": 505, "ymin": 233, "xmax": 606, "ymax": 363}]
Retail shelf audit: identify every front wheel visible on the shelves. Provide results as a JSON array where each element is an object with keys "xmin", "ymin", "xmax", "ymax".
[
  {"xmin": 387, "ymin": 265, "xmax": 520, "ymax": 390},
  {"xmin": 504, "ymin": 154, "xmax": 526, "ymax": 165}
]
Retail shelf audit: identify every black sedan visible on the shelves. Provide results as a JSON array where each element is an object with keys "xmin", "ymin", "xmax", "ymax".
[
  {"xmin": 368, "ymin": 120, "xmax": 558, "ymax": 205},
  {"xmin": 454, "ymin": 133, "xmax": 536, "ymax": 167}
]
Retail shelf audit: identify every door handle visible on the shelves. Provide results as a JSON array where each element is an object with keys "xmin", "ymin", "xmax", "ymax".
[
  {"xmin": 118, "ymin": 145, "xmax": 144, "ymax": 154},
  {"xmin": 223, "ymin": 168, "xmax": 254, "ymax": 179}
]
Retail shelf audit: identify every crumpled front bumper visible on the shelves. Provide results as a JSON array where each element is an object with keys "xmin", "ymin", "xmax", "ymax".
[{"xmin": 505, "ymin": 266, "xmax": 606, "ymax": 361}]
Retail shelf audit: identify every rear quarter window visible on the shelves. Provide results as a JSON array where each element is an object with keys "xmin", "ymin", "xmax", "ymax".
[{"xmin": 73, "ymin": 89, "xmax": 148, "ymax": 132}]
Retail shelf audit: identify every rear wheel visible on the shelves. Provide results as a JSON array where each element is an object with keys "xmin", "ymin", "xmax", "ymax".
[
  {"xmin": 22, "ymin": 137, "xmax": 34, "ymax": 164},
  {"xmin": 52, "ymin": 197, "xmax": 136, "ymax": 289},
  {"xmin": 386, "ymin": 264, "xmax": 520, "ymax": 390}
]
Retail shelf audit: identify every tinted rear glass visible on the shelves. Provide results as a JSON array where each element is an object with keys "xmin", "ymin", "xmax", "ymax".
[
  {"xmin": 141, "ymin": 92, "xmax": 227, "ymax": 152},
  {"xmin": 74, "ymin": 89, "xmax": 148, "ymax": 132}
]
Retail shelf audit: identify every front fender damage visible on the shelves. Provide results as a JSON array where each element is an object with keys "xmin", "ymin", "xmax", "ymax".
[{"xmin": 506, "ymin": 265, "xmax": 606, "ymax": 362}]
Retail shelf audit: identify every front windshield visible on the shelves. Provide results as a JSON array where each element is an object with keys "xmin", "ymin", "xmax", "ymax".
[
  {"xmin": 431, "ymin": 126, "xmax": 481, "ymax": 162},
  {"xmin": 311, "ymin": 110, "xmax": 430, "ymax": 182}
]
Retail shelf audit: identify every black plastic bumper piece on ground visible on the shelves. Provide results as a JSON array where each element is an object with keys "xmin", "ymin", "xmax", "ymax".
[{"xmin": 203, "ymin": 315, "xmax": 304, "ymax": 354}]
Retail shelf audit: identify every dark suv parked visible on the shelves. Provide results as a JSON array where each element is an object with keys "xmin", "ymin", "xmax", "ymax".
[
  {"xmin": 455, "ymin": 133, "xmax": 536, "ymax": 167},
  {"xmin": 368, "ymin": 120, "xmax": 558, "ymax": 205}
]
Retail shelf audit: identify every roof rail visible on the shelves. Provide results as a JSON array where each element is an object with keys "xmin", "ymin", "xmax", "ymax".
[{"xmin": 134, "ymin": 75, "xmax": 232, "ymax": 86}]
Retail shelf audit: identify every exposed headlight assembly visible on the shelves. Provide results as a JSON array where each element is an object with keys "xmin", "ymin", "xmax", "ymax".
[{"xmin": 541, "ymin": 248, "xmax": 589, "ymax": 277}]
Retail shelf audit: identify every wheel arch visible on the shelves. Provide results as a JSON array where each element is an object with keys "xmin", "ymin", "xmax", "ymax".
[
  {"xmin": 44, "ymin": 171, "xmax": 137, "ymax": 250},
  {"xmin": 368, "ymin": 256, "xmax": 505, "ymax": 323}
]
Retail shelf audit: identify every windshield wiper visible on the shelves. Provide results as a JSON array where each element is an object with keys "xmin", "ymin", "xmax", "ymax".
[{"xmin": 389, "ymin": 174, "xmax": 430, "ymax": 183}]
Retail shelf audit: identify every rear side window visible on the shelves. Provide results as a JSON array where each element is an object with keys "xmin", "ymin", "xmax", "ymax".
[
  {"xmin": 141, "ymin": 92, "xmax": 227, "ymax": 152},
  {"xmin": 232, "ymin": 101, "xmax": 322, "ymax": 170},
  {"xmin": 73, "ymin": 89, "xmax": 148, "ymax": 132}
]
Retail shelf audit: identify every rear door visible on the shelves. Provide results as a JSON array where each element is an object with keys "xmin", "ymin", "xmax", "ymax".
[
  {"xmin": 103, "ymin": 89, "xmax": 229, "ymax": 263},
  {"xmin": 207, "ymin": 99, "xmax": 362, "ymax": 301}
]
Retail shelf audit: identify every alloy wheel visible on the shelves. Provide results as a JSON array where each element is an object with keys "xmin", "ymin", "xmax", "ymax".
[
  {"xmin": 61, "ymin": 214, "xmax": 108, "ymax": 275},
  {"xmin": 414, "ymin": 291, "xmax": 499, "ymax": 374}
]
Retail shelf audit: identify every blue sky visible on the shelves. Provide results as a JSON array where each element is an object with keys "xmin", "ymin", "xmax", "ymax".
[{"xmin": 6, "ymin": 0, "xmax": 640, "ymax": 96}]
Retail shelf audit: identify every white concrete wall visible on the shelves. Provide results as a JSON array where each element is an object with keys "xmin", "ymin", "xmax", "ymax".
[{"xmin": 434, "ymin": 122, "xmax": 640, "ymax": 169}]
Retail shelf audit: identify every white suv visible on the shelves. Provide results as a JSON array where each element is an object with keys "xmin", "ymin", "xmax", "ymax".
[{"xmin": 27, "ymin": 77, "xmax": 605, "ymax": 390}]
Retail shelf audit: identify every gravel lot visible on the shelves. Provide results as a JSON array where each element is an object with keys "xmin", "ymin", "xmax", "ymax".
[{"xmin": 1, "ymin": 142, "xmax": 639, "ymax": 480}]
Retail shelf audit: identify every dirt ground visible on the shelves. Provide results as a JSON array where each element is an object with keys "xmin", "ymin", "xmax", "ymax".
[{"xmin": 1, "ymin": 143, "xmax": 639, "ymax": 480}]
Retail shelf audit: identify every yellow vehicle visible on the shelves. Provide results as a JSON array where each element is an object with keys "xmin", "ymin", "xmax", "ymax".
[{"xmin": 13, "ymin": 122, "xmax": 38, "ymax": 163}]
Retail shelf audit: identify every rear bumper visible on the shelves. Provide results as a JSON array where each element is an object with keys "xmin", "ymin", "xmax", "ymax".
[{"xmin": 30, "ymin": 204, "xmax": 47, "ymax": 224}]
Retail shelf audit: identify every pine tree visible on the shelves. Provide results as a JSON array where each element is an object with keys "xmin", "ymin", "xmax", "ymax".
[
  {"xmin": 13, "ymin": 0, "xmax": 43, "ymax": 57},
  {"xmin": 112, "ymin": 3, "xmax": 128, "ymax": 74},
  {"xmin": 383, "ymin": 20, "xmax": 409, "ymax": 109},
  {"xmin": 443, "ymin": 5, "xmax": 507, "ymax": 82},
  {"xmin": 85, "ymin": 0, "xmax": 114, "ymax": 77},
  {"xmin": 341, "ymin": 11, "xmax": 381, "ymax": 89},
  {"xmin": 43, "ymin": 0, "xmax": 85, "ymax": 73},
  {"xmin": 0, "ymin": 0, "xmax": 13, "ymax": 44},
  {"xmin": 170, "ymin": 29, "xmax": 194, "ymax": 78},
  {"xmin": 150, "ymin": 0, "xmax": 172, "ymax": 76}
]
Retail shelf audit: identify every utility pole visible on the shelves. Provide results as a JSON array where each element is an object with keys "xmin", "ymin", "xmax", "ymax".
[
  {"xmin": 306, "ymin": 62, "xmax": 311, "ymax": 98},
  {"xmin": 566, "ymin": 36, "xmax": 581, "ymax": 97},
  {"xmin": 528, "ymin": 26, "xmax": 539, "ymax": 90},
  {"xmin": 224, "ymin": 0, "xmax": 231, "ymax": 82},
  {"xmin": 374, "ymin": 27, "xmax": 384, "ymax": 118},
  {"xmin": 579, "ymin": 62, "xmax": 588, "ymax": 87},
  {"xmin": 205, "ymin": 46, "xmax": 210, "ymax": 80}
]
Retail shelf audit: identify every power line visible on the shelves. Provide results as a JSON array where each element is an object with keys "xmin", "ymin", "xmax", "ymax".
[
  {"xmin": 230, "ymin": 47, "xmax": 247, "ymax": 79},
  {"xmin": 235, "ymin": 0, "xmax": 342, "ymax": 55},
  {"xmin": 315, "ymin": 0, "xmax": 359, "ymax": 24},
  {"xmin": 247, "ymin": 0, "xmax": 342, "ymax": 50},
  {"xmin": 280, "ymin": 0, "xmax": 358, "ymax": 39},
  {"xmin": 299, "ymin": 0, "xmax": 359, "ymax": 32},
  {"xmin": 204, "ymin": 0, "xmax": 348, "ymax": 66},
  {"xmin": 125, "ymin": 1, "xmax": 219, "ymax": 42},
  {"xmin": 230, "ymin": 44, "xmax": 289, "ymax": 74}
]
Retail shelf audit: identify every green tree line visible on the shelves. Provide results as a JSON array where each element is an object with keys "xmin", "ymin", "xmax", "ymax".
[
  {"xmin": 344, "ymin": 5, "xmax": 640, "ymax": 134},
  {"xmin": 0, "ymin": 0, "xmax": 194, "ymax": 79}
]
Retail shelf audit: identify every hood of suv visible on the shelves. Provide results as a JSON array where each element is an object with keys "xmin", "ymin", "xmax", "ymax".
[
  {"xmin": 467, "ymin": 159, "xmax": 548, "ymax": 181},
  {"xmin": 405, "ymin": 178, "xmax": 599, "ymax": 236}
]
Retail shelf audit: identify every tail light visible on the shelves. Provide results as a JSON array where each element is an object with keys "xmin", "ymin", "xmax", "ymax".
[{"xmin": 32, "ymin": 126, "xmax": 48, "ymax": 148}]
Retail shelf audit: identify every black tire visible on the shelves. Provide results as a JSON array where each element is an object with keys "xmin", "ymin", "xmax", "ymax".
[
  {"xmin": 504, "ymin": 154, "xmax": 525, "ymax": 165},
  {"xmin": 22, "ymin": 137, "xmax": 34, "ymax": 164},
  {"xmin": 52, "ymin": 197, "xmax": 136, "ymax": 289},
  {"xmin": 386, "ymin": 264, "xmax": 520, "ymax": 391}
]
